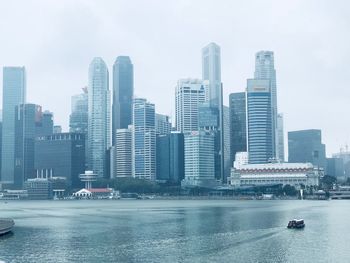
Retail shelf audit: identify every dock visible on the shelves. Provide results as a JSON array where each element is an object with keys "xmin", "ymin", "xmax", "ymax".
[{"xmin": 0, "ymin": 218, "xmax": 14, "ymax": 235}]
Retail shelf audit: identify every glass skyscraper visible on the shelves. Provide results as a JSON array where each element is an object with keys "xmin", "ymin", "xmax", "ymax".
[
  {"xmin": 1, "ymin": 67, "xmax": 26, "ymax": 185},
  {"xmin": 132, "ymin": 98, "xmax": 156, "ymax": 180},
  {"xmin": 112, "ymin": 56, "xmax": 133, "ymax": 145},
  {"xmin": 88, "ymin": 58, "xmax": 110, "ymax": 178},
  {"xmin": 247, "ymin": 79, "xmax": 273, "ymax": 164}
]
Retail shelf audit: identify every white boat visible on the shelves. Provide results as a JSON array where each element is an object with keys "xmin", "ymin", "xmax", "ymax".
[{"xmin": 0, "ymin": 218, "xmax": 14, "ymax": 235}]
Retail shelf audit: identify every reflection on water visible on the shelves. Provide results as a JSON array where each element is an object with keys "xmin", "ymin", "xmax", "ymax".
[{"xmin": 0, "ymin": 200, "xmax": 349, "ymax": 263}]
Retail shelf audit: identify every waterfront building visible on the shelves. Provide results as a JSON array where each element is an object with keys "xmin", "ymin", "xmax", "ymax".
[
  {"xmin": 326, "ymin": 158, "xmax": 345, "ymax": 179},
  {"xmin": 34, "ymin": 133, "xmax": 85, "ymax": 188},
  {"xmin": 246, "ymin": 79, "xmax": 273, "ymax": 164},
  {"xmin": 182, "ymin": 131, "xmax": 217, "ymax": 188},
  {"xmin": 156, "ymin": 132, "xmax": 184, "ymax": 184},
  {"xmin": 233, "ymin": 152, "xmax": 248, "ymax": 169},
  {"xmin": 332, "ymin": 150, "xmax": 350, "ymax": 178},
  {"xmin": 229, "ymin": 92, "xmax": 247, "ymax": 164},
  {"xmin": 175, "ymin": 78, "xmax": 207, "ymax": 133},
  {"xmin": 112, "ymin": 56, "xmax": 133, "ymax": 145},
  {"xmin": 254, "ymin": 51, "xmax": 278, "ymax": 158},
  {"xmin": 277, "ymin": 113, "xmax": 285, "ymax": 162},
  {"xmin": 132, "ymin": 98, "xmax": 156, "ymax": 180},
  {"xmin": 229, "ymin": 162, "xmax": 321, "ymax": 188},
  {"xmin": 24, "ymin": 178, "xmax": 53, "ymax": 200},
  {"xmin": 1, "ymin": 67, "xmax": 26, "ymax": 185},
  {"xmin": 288, "ymin": 129, "xmax": 326, "ymax": 170},
  {"xmin": 88, "ymin": 57, "xmax": 111, "ymax": 178},
  {"xmin": 111, "ymin": 128, "xmax": 132, "ymax": 178},
  {"xmin": 156, "ymin": 113, "xmax": 171, "ymax": 135}
]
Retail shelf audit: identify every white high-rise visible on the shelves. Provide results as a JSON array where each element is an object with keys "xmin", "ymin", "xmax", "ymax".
[
  {"xmin": 175, "ymin": 78, "xmax": 208, "ymax": 133},
  {"xmin": 88, "ymin": 57, "xmax": 111, "ymax": 178},
  {"xmin": 111, "ymin": 128, "xmax": 132, "ymax": 178},
  {"xmin": 277, "ymin": 113, "xmax": 285, "ymax": 162}
]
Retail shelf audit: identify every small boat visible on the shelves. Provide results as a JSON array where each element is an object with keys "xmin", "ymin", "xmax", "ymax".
[
  {"xmin": 287, "ymin": 219, "xmax": 305, "ymax": 229},
  {"xmin": 0, "ymin": 218, "xmax": 15, "ymax": 235}
]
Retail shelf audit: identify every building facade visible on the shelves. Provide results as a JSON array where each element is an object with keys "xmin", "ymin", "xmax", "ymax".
[
  {"xmin": 277, "ymin": 113, "xmax": 285, "ymax": 162},
  {"xmin": 247, "ymin": 79, "xmax": 273, "ymax": 164},
  {"xmin": 88, "ymin": 57, "xmax": 111, "ymax": 178},
  {"xmin": 288, "ymin": 129, "xmax": 326, "ymax": 170},
  {"xmin": 111, "ymin": 128, "xmax": 132, "ymax": 178},
  {"xmin": 223, "ymin": 105, "xmax": 231, "ymax": 181},
  {"xmin": 112, "ymin": 56, "xmax": 133, "ymax": 145},
  {"xmin": 1, "ymin": 67, "xmax": 26, "ymax": 185},
  {"xmin": 175, "ymin": 79, "xmax": 207, "ymax": 133},
  {"xmin": 132, "ymin": 98, "xmax": 156, "ymax": 180},
  {"xmin": 156, "ymin": 113, "xmax": 171, "ymax": 135}
]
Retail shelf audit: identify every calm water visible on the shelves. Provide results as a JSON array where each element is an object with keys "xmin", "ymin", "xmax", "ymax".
[{"xmin": 0, "ymin": 200, "xmax": 350, "ymax": 263}]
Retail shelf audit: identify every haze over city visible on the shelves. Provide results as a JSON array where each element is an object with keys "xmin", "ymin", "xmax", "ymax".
[{"xmin": 0, "ymin": 0, "xmax": 349, "ymax": 155}]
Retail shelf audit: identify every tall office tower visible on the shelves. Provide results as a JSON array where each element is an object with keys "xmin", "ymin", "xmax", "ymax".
[
  {"xmin": 229, "ymin": 92, "xmax": 247, "ymax": 165},
  {"xmin": 35, "ymin": 133, "xmax": 85, "ymax": 188},
  {"xmin": 1, "ymin": 67, "xmax": 26, "ymax": 185},
  {"xmin": 36, "ymin": 110, "xmax": 54, "ymax": 136},
  {"xmin": 88, "ymin": 57, "xmax": 111, "ymax": 178},
  {"xmin": 247, "ymin": 79, "xmax": 273, "ymax": 164},
  {"xmin": 277, "ymin": 113, "xmax": 285, "ymax": 162},
  {"xmin": 182, "ymin": 131, "xmax": 216, "ymax": 188},
  {"xmin": 156, "ymin": 132, "xmax": 185, "ymax": 184},
  {"xmin": 202, "ymin": 43, "xmax": 224, "ymax": 182},
  {"xmin": 254, "ymin": 51, "xmax": 277, "ymax": 158},
  {"xmin": 111, "ymin": 128, "xmax": 132, "ymax": 178},
  {"xmin": 156, "ymin": 113, "xmax": 171, "ymax": 135},
  {"xmin": 112, "ymin": 56, "xmax": 133, "ymax": 145},
  {"xmin": 175, "ymin": 79, "xmax": 207, "ymax": 133},
  {"xmin": 288, "ymin": 129, "xmax": 326, "ymax": 169},
  {"xmin": 132, "ymin": 98, "xmax": 156, "ymax": 180},
  {"xmin": 223, "ymin": 105, "xmax": 231, "ymax": 180},
  {"xmin": 70, "ymin": 87, "xmax": 88, "ymax": 134}
]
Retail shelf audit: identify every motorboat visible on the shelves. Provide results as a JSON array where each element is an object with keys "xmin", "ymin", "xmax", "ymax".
[
  {"xmin": 287, "ymin": 219, "xmax": 305, "ymax": 229},
  {"xmin": 0, "ymin": 218, "xmax": 15, "ymax": 235}
]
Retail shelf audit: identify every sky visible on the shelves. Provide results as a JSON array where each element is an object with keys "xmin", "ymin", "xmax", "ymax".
[{"xmin": 0, "ymin": 0, "xmax": 349, "ymax": 157}]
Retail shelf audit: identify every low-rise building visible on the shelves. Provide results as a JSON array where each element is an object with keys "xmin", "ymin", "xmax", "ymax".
[
  {"xmin": 24, "ymin": 178, "xmax": 53, "ymax": 199},
  {"xmin": 229, "ymin": 162, "xmax": 321, "ymax": 188}
]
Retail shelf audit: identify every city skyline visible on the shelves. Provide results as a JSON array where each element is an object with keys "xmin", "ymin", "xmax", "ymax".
[{"xmin": 0, "ymin": 1, "xmax": 349, "ymax": 156}]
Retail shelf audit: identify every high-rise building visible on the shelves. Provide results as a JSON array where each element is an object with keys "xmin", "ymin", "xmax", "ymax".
[
  {"xmin": 14, "ymin": 104, "xmax": 54, "ymax": 188},
  {"xmin": 182, "ymin": 131, "xmax": 216, "ymax": 188},
  {"xmin": 229, "ymin": 92, "xmax": 247, "ymax": 165},
  {"xmin": 156, "ymin": 113, "xmax": 171, "ymax": 135},
  {"xmin": 132, "ymin": 98, "xmax": 156, "ymax": 180},
  {"xmin": 288, "ymin": 129, "xmax": 326, "ymax": 170},
  {"xmin": 254, "ymin": 51, "xmax": 278, "ymax": 158},
  {"xmin": 202, "ymin": 43, "xmax": 224, "ymax": 182},
  {"xmin": 1, "ymin": 67, "xmax": 26, "ymax": 185},
  {"xmin": 223, "ymin": 105, "xmax": 231, "ymax": 180},
  {"xmin": 277, "ymin": 113, "xmax": 285, "ymax": 162},
  {"xmin": 34, "ymin": 133, "xmax": 85, "ymax": 188},
  {"xmin": 111, "ymin": 128, "xmax": 132, "ymax": 178},
  {"xmin": 326, "ymin": 158, "xmax": 344, "ymax": 179},
  {"xmin": 156, "ymin": 132, "xmax": 184, "ymax": 184},
  {"xmin": 70, "ymin": 87, "xmax": 88, "ymax": 134},
  {"xmin": 53, "ymin": 125, "xmax": 62, "ymax": 134},
  {"xmin": 88, "ymin": 57, "xmax": 111, "ymax": 178},
  {"xmin": 112, "ymin": 56, "xmax": 133, "ymax": 145},
  {"xmin": 175, "ymin": 79, "xmax": 207, "ymax": 133},
  {"xmin": 247, "ymin": 79, "xmax": 273, "ymax": 164}
]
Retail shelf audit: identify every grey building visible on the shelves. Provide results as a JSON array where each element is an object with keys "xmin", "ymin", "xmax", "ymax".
[
  {"xmin": 229, "ymin": 92, "xmax": 247, "ymax": 164},
  {"xmin": 34, "ymin": 133, "xmax": 85, "ymax": 188},
  {"xmin": 112, "ymin": 56, "xmax": 133, "ymax": 145},
  {"xmin": 156, "ymin": 132, "xmax": 184, "ymax": 184},
  {"xmin": 24, "ymin": 178, "xmax": 53, "ymax": 200},
  {"xmin": 70, "ymin": 88, "xmax": 88, "ymax": 134},
  {"xmin": 111, "ymin": 128, "xmax": 132, "ymax": 178},
  {"xmin": 326, "ymin": 158, "xmax": 344, "ymax": 178},
  {"xmin": 288, "ymin": 129, "xmax": 326, "ymax": 170},
  {"xmin": 277, "ymin": 113, "xmax": 285, "ymax": 161},
  {"xmin": 1, "ymin": 67, "xmax": 26, "ymax": 185},
  {"xmin": 88, "ymin": 57, "xmax": 111, "ymax": 178},
  {"xmin": 156, "ymin": 113, "xmax": 171, "ymax": 135},
  {"xmin": 247, "ymin": 79, "xmax": 273, "ymax": 164},
  {"xmin": 132, "ymin": 98, "xmax": 156, "ymax": 180},
  {"xmin": 223, "ymin": 105, "xmax": 231, "ymax": 181}
]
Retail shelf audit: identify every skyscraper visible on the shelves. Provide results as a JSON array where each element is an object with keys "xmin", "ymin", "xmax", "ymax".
[
  {"xmin": 202, "ymin": 43, "xmax": 224, "ymax": 182},
  {"xmin": 70, "ymin": 87, "xmax": 88, "ymax": 134},
  {"xmin": 254, "ymin": 51, "xmax": 278, "ymax": 158},
  {"xmin": 175, "ymin": 79, "xmax": 207, "ymax": 133},
  {"xmin": 111, "ymin": 128, "xmax": 132, "ymax": 178},
  {"xmin": 277, "ymin": 113, "xmax": 285, "ymax": 162},
  {"xmin": 1, "ymin": 67, "xmax": 26, "ymax": 185},
  {"xmin": 156, "ymin": 113, "xmax": 171, "ymax": 135},
  {"xmin": 288, "ymin": 129, "xmax": 326, "ymax": 169},
  {"xmin": 132, "ymin": 98, "xmax": 156, "ymax": 180},
  {"xmin": 88, "ymin": 57, "xmax": 111, "ymax": 178},
  {"xmin": 229, "ymin": 92, "xmax": 247, "ymax": 165},
  {"xmin": 112, "ymin": 56, "xmax": 133, "ymax": 145},
  {"xmin": 223, "ymin": 105, "xmax": 231, "ymax": 180},
  {"xmin": 247, "ymin": 79, "xmax": 273, "ymax": 164}
]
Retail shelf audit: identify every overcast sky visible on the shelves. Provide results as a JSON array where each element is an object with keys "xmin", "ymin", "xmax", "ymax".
[{"xmin": 0, "ymin": 0, "xmax": 349, "ymax": 156}]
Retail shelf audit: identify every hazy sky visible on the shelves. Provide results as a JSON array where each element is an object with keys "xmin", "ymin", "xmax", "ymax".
[{"xmin": 0, "ymin": 0, "xmax": 349, "ymax": 156}]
